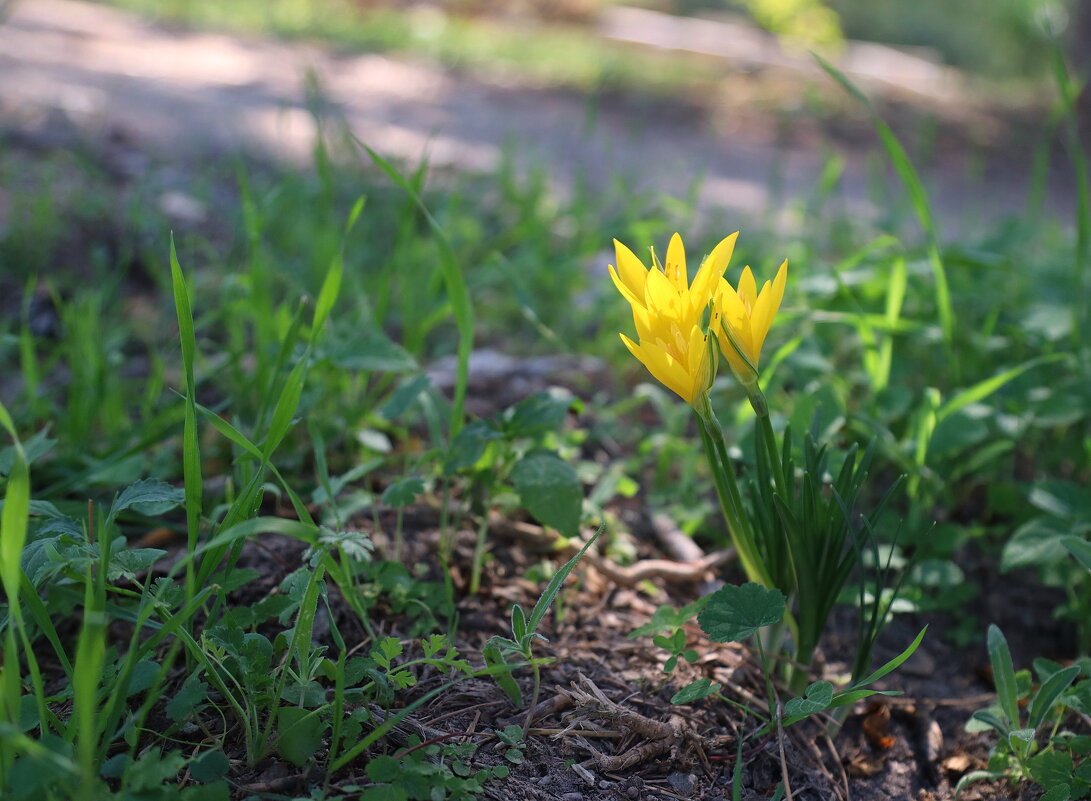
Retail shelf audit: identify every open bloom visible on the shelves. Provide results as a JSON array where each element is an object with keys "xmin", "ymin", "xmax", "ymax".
[
  {"xmin": 609, "ymin": 232, "xmax": 738, "ymax": 404},
  {"xmin": 714, "ymin": 259, "xmax": 788, "ymax": 386}
]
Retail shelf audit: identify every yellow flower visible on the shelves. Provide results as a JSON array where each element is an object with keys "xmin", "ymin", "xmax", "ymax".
[
  {"xmin": 714, "ymin": 258, "xmax": 788, "ymax": 385},
  {"xmin": 609, "ymin": 232, "xmax": 739, "ymax": 405}
]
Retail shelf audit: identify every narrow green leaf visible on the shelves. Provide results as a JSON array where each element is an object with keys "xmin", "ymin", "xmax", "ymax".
[
  {"xmin": 356, "ymin": 141, "xmax": 473, "ymax": 436},
  {"xmin": 0, "ymin": 402, "xmax": 29, "ymax": 606},
  {"xmin": 970, "ymin": 709, "xmax": 1010, "ymax": 737},
  {"xmin": 987, "ymin": 624, "xmax": 1021, "ymax": 727},
  {"xmin": 262, "ymin": 358, "xmax": 307, "ymax": 459},
  {"xmin": 813, "ymin": 53, "xmax": 953, "ymax": 351},
  {"xmin": 1028, "ymin": 665, "xmax": 1080, "ymax": 730},
  {"xmin": 511, "ymin": 605, "xmax": 528, "ymax": 642},
  {"xmin": 855, "ymin": 627, "xmax": 927, "ymax": 687},
  {"xmin": 525, "ymin": 525, "xmax": 602, "ymax": 634},
  {"xmin": 937, "ymin": 355, "xmax": 1067, "ymax": 423},
  {"xmin": 170, "ymin": 237, "xmax": 203, "ymax": 585}
]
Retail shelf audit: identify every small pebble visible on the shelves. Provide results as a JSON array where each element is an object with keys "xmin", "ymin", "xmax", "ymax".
[
  {"xmin": 562, "ymin": 794, "xmax": 584, "ymax": 801},
  {"xmin": 667, "ymin": 771, "xmax": 699, "ymax": 797}
]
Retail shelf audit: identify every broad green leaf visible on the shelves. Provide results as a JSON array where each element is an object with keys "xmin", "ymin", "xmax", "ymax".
[
  {"xmin": 671, "ymin": 678, "xmax": 721, "ymax": 705},
  {"xmin": 511, "ymin": 451, "xmax": 582, "ymax": 538},
  {"xmin": 277, "ymin": 706, "xmax": 326, "ymax": 767},
  {"xmin": 366, "ymin": 755, "xmax": 402, "ymax": 782},
  {"xmin": 697, "ymin": 582, "xmax": 786, "ymax": 643},
  {"xmin": 108, "ymin": 479, "xmax": 184, "ymax": 522},
  {"xmin": 1030, "ymin": 481, "xmax": 1091, "ymax": 521},
  {"xmin": 165, "ymin": 675, "xmax": 208, "ymax": 725},
  {"xmin": 1063, "ymin": 537, "xmax": 1091, "ymax": 571},
  {"xmin": 1038, "ymin": 785, "xmax": 1073, "ymax": 801},
  {"xmin": 108, "ymin": 548, "xmax": 167, "ymax": 582},
  {"xmin": 443, "ymin": 421, "xmax": 501, "ymax": 475},
  {"xmin": 381, "ymin": 478, "xmax": 424, "ymax": 509},
  {"xmin": 379, "ymin": 374, "xmax": 432, "ymax": 422},
  {"xmin": 505, "ymin": 392, "xmax": 571, "ymax": 438},
  {"xmin": 1009, "ymin": 727, "xmax": 1036, "ymax": 758},
  {"xmin": 1002, "ymin": 518, "xmax": 1072, "ymax": 571},
  {"xmin": 189, "ymin": 749, "xmax": 230, "ymax": 783},
  {"xmin": 325, "ymin": 328, "xmax": 417, "ymax": 373}
]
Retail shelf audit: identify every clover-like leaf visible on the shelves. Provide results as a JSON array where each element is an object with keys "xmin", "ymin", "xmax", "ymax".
[
  {"xmin": 784, "ymin": 681, "xmax": 834, "ymax": 720},
  {"xmin": 381, "ymin": 477, "xmax": 424, "ymax": 508},
  {"xmin": 697, "ymin": 582, "xmax": 785, "ymax": 643}
]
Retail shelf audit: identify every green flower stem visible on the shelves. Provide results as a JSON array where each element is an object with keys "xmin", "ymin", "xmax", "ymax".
[
  {"xmin": 693, "ymin": 401, "xmax": 771, "ymax": 590},
  {"xmin": 754, "ymin": 401, "xmax": 787, "ymax": 501}
]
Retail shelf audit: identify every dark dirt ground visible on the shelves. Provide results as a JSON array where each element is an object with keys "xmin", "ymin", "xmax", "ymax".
[{"xmin": 204, "ymin": 474, "xmax": 1078, "ymax": 801}]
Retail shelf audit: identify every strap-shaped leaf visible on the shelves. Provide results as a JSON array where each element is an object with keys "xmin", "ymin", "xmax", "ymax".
[
  {"xmin": 526, "ymin": 525, "xmax": 602, "ymax": 635},
  {"xmin": 1028, "ymin": 665, "xmax": 1080, "ymax": 729},
  {"xmin": 987, "ymin": 624, "xmax": 1021, "ymax": 727}
]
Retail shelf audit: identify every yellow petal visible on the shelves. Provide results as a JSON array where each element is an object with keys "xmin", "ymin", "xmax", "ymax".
[
  {"xmin": 750, "ymin": 260, "xmax": 788, "ymax": 360},
  {"xmin": 623, "ymin": 334, "xmax": 693, "ymax": 403},
  {"xmin": 737, "ymin": 265, "xmax": 757, "ymax": 309},
  {"xmin": 613, "ymin": 239, "xmax": 648, "ymax": 298},
  {"xmin": 632, "ymin": 303, "xmax": 658, "ymax": 343},
  {"xmin": 665, "ymin": 233, "xmax": 688, "ymax": 292},
  {"xmin": 686, "ymin": 324, "xmax": 710, "ymax": 398},
  {"xmin": 609, "ymin": 264, "xmax": 644, "ymax": 309},
  {"xmin": 717, "ymin": 279, "xmax": 754, "ymax": 354},
  {"xmin": 644, "ymin": 265, "xmax": 680, "ymax": 316}
]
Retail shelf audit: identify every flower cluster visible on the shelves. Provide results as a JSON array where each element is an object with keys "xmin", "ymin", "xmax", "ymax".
[{"xmin": 609, "ymin": 232, "xmax": 787, "ymax": 405}]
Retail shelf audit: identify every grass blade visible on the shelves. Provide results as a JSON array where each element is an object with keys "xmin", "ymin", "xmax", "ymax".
[
  {"xmin": 855, "ymin": 626, "xmax": 927, "ymax": 687},
  {"xmin": 353, "ymin": 139, "xmax": 474, "ymax": 437},
  {"xmin": 814, "ymin": 54, "xmax": 954, "ymax": 362},
  {"xmin": 1050, "ymin": 47, "xmax": 1090, "ymax": 342},
  {"xmin": 936, "ymin": 354, "xmax": 1067, "ymax": 423},
  {"xmin": 526, "ymin": 524, "xmax": 602, "ymax": 634},
  {"xmin": 169, "ymin": 236, "xmax": 203, "ymax": 599}
]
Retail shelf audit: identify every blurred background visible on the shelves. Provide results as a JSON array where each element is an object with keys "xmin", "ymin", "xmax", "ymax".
[{"xmin": 1, "ymin": 0, "xmax": 1087, "ymax": 241}]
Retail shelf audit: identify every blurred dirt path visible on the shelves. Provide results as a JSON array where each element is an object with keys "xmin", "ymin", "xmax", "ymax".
[{"xmin": 0, "ymin": 0, "xmax": 1075, "ymax": 231}]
